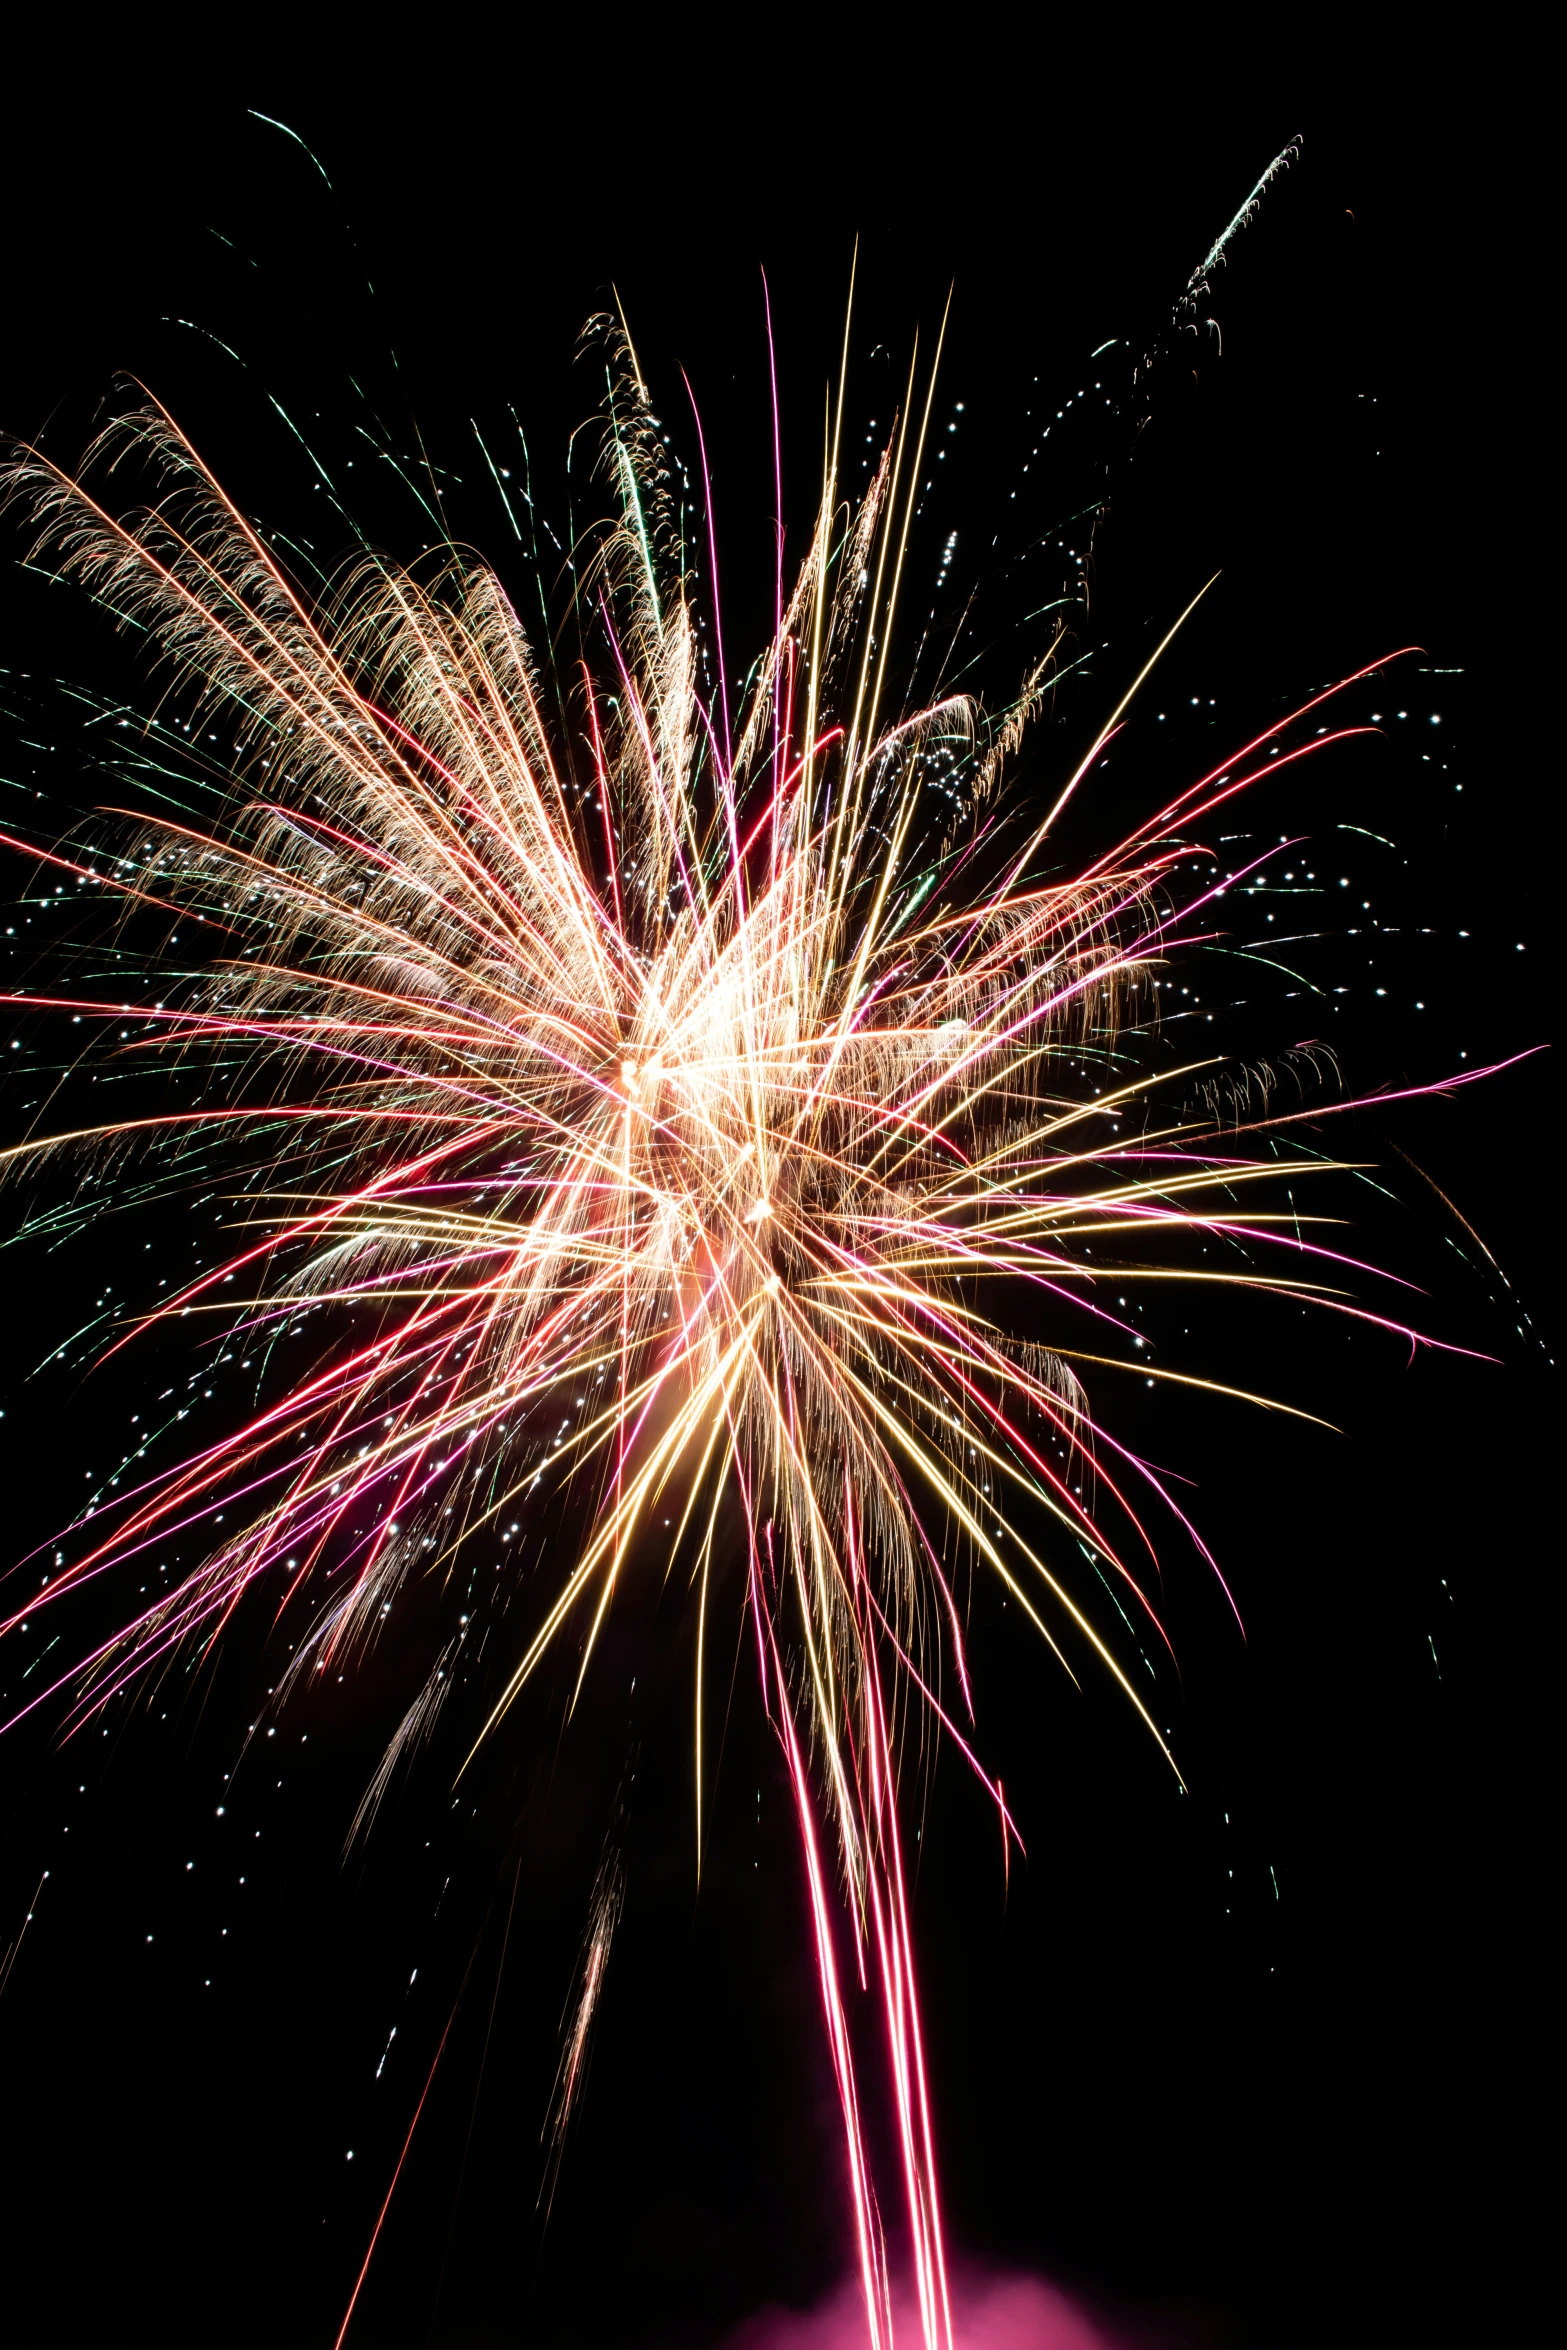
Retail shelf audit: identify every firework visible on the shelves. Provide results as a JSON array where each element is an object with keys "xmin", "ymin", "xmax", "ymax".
[{"xmin": 0, "ymin": 301, "xmax": 1496, "ymax": 2346}]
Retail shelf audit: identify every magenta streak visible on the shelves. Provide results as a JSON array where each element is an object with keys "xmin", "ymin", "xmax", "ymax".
[
  {"xmin": 682, "ymin": 372, "xmax": 733, "ymax": 776},
  {"xmin": 99, "ymin": 1119, "xmax": 514, "ymax": 1357},
  {"xmin": 768, "ymin": 1616, "xmax": 890, "ymax": 2350},
  {"xmin": 247, "ymin": 797, "xmax": 534, "ymax": 951},
  {"xmin": 349, "ymin": 703, "xmax": 569, "ymax": 930},
  {"xmin": 861, "ymin": 1573, "xmax": 1023, "ymax": 1856},
  {"xmin": 859, "ymin": 1628, "xmax": 952, "ymax": 2349},
  {"xmin": 0, "ymin": 831, "xmax": 239, "ymax": 938},
  {"xmin": 581, "ymin": 665, "xmax": 625, "ymax": 940},
  {"xmin": 596, "ymin": 608, "xmax": 704, "ymax": 920},
  {"xmin": 1104, "ymin": 651, "xmax": 1424, "ymax": 867},
  {"xmin": 29, "ymin": 1287, "xmax": 483, "ymax": 1605},
  {"xmin": 813, "ymin": 1252, "xmax": 1173, "ymax": 1640}
]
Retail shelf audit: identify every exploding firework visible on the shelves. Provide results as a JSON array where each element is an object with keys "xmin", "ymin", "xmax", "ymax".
[{"xmin": 0, "ymin": 271, "xmax": 1501, "ymax": 2345}]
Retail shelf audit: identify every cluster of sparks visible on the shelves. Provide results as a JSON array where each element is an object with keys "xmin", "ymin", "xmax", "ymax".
[{"xmin": 0, "ymin": 312, "xmax": 1486, "ymax": 2347}]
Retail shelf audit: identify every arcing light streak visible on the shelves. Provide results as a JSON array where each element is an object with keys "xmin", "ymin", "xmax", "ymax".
[
  {"xmin": 540, "ymin": 1840, "xmax": 624, "ymax": 2224},
  {"xmin": 0, "ymin": 322, "xmax": 1471, "ymax": 2344}
]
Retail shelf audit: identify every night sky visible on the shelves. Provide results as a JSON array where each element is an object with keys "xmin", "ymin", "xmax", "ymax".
[{"xmin": 0, "ymin": 47, "xmax": 1550, "ymax": 2350}]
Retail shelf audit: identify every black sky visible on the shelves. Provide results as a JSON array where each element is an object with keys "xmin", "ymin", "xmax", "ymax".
[{"xmin": 0, "ymin": 41, "xmax": 1552, "ymax": 2350}]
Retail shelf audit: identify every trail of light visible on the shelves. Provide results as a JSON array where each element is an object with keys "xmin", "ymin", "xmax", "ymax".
[{"xmin": 332, "ymin": 1995, "xmax": 463, "ymax": 2350}]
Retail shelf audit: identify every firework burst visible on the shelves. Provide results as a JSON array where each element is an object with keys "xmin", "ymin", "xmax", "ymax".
[{"xmin": 0, "ymin": 303, "xmax": 1494, "ymax": 2346}]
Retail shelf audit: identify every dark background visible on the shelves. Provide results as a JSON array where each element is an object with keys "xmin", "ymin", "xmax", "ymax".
[{"xmin": 0, "ymin": 37, "xmax": 1553, "ymax": 2350}]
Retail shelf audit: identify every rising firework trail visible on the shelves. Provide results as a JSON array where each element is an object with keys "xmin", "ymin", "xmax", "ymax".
[{"xmin": 0, "ymin": 239, "xmax": 1505, "ymax": 2342}]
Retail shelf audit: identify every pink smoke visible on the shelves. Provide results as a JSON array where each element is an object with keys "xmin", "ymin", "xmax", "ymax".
[{"xmin": 726, "ymin": 2270, "xmax": 1122, "ymax": 2350}]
